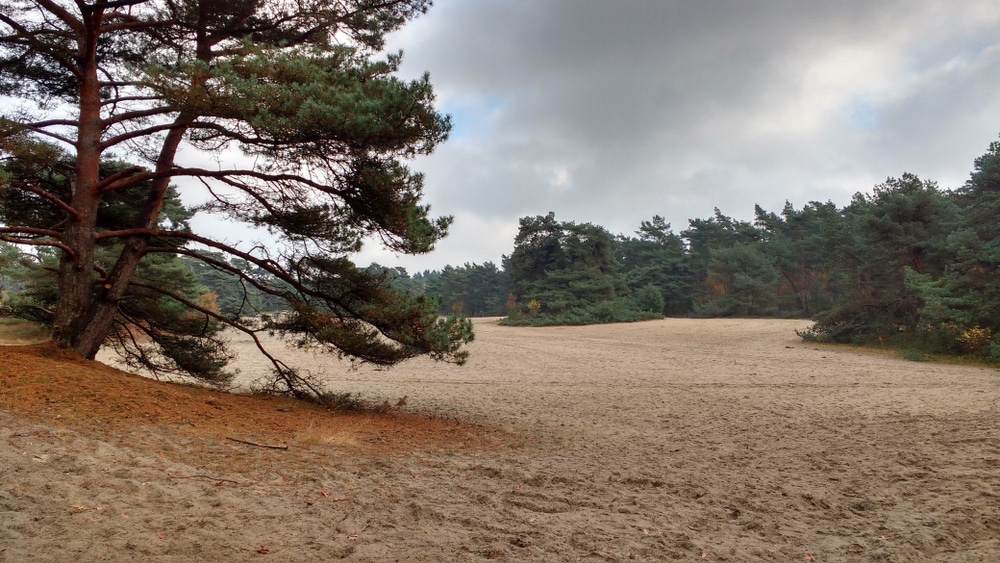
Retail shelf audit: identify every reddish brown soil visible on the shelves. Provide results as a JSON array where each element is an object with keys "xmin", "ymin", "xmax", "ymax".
[{"xmin": 0, "ymin": 342, "xmax": 496, "ymax": 455}]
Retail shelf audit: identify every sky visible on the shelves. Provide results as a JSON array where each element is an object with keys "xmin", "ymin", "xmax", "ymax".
[{"xmin": 349, "ymin": 0, "xmax": 1000, "ymax": 272}]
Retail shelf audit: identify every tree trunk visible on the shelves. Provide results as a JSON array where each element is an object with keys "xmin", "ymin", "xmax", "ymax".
[
  {"xmin": 51, "ymin": 4, "xmax": 195, "ymax": 359},
  {"xmin": 69, "ymin": 122, "xmax": 190, "ymax": 360},
  {"xmin": 53, "ymin": 16, "xmax": 103, "ymax": 353},
  {"xmin": 53, "ymin": 0, "xmax": 219, "ymax": 359}
]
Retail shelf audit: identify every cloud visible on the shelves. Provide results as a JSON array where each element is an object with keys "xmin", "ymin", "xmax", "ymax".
[{"xmin": 373, "ymin": 0, "xmax": 1000, "ymax": 271}]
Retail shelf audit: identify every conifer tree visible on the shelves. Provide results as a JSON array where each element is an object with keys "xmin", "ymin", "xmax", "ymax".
[{"xmin": 0, "ymin": 1, "xmax": 471, "ymax": 398}]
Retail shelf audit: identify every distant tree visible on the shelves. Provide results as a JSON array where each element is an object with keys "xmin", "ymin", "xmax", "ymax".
[
  {"xmin": 615, "ymin": 215, "xmax": 692, "ymax": 315},
  {"xmin": 901, "ymin": 137, "xmax": 1000, "ymax": 349},
  {"xmin": 696, "ymin": 242, "xmax": 780, "ymax": 317},
  {"xmin": 428, "ymin": 262, "xmax": 510, "ymax": 317},
  {"xmin": 807, "ymin": 174, "xmax": 958, "ymax": 342},
  {"xmin": 507, "ymin": 216, "xmax": 622, "ymax": 312},
  {"xmin": 753, "ymin": 201, "xmax": 845, "ymax": 316},
  {"xmin": 504, "ymin": 212, "xmax": 567, "ymax": 294},
  {"xmin": 0, "ymin": 241, "xmax": 28, "ymax": 299},
  {"xmin": 681, "ymin": 208, "xmax": 761, "ymax": 303},
  {"xmin": 634, "ymin": 283, "xmax": 666, "ymax": 315},
  {"xmin": 503, "ymin": 213, "xmax": 647, "ymax": 324},
  {"xmin": 0, "ymin": 1, "xmax": 471, "ymax": 398},
  {"xmin": 182, "ymin": 250, "xmax": 291, "ymax": 318}
]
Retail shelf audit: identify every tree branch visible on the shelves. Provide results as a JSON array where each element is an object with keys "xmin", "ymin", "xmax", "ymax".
[
  {"xmin": 19, "ymin": 123, "xmax": 76, "ymax": 146},
  {"xmin": 0, "ymin": 225, "xmax": 63, "ymax": 239},
  {"xmin": 110, "ymin": 230, "xmax": 369, "ymax": 331},
  {"xmin": 125, "ymin": 276, "xmax": 326, "ymax": 398},
  {"xmin": 7, "ymin": 180, "xmax": 81, "ymax": 221},
  {"xmin": 99, "ymin": 122, "xmax": 182, "ymax": 150},
  {"xmin": 93, "ymin": 164, "xmax": 145, "ymax": 193},
  {"xmin": 100, "ymin": 17, "xmax": 177, "ymax": 34},
  {"xmin": 100, "ymin": 95, "xmax": 163, "ymax": 106},
  {"xmin": 0, "ymin": 233, "xmax": 74, "ymax": 256},
  {"xmin": 0, "ymin": 13, "xmax": 82, "ymax": 78},
  {"xmin": 146, "ymin": 245, "xmax": 280, "ymax": 307},
  {"xmin": 96, "ymin": 165, "xmax": 343, "ymax": 196},
  {"xmin": 101, "ymin": 106, "xmax": 177, "ymax": 128},
  {"xmin": 225, "ymin": 437, "xmax": 288, "ymax": 450},
  {"xmin": 35, "ymin": 0, "xmax": 84, "ymax": 32},
  {"xmin": 24, "ymin": 118, "xmax": 79, "ymax": 129}
]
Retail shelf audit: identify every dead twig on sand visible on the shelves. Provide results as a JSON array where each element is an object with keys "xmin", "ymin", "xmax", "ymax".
[
  {"xmin": 226, "ymin": 436, "xmax": 289, "ymax": 450},
  {"xmin": 348, "ymin": 522, "xmax": 370, "ymax": 540},
  {"xmin": 167, "ymin": 472, "xmax": 240, "ymax": 485}
]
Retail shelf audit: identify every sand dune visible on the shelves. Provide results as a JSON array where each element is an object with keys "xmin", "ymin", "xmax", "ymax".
[{"xmin": 3, "ymin": 318, "xmax": 999, "ymax": 561}]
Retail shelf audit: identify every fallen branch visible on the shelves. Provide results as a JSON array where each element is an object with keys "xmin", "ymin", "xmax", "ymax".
[
  {"xmin": 226, "ymin": 436, "xmax": 289, "ymax": 450},
  {"xmin": 167, "ymin": 472, "xmax": 240, "ymax": 485}
]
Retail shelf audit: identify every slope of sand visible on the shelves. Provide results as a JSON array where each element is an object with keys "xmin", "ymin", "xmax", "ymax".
[{"xmin": 3, "ymin": 318, "xmax": 999, "ymax": 561}]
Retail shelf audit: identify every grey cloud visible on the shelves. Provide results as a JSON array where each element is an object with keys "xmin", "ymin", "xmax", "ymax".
[{"xmin": 368, "ymin": 0, "xmax": 1000, "ymax": 271}]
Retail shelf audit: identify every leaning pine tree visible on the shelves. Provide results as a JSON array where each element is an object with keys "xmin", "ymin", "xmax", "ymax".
[{"xmin": 0, "ymin": 0, "xmax": 472, "ymax": 399}]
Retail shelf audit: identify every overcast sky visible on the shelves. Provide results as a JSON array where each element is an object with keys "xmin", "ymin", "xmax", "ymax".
[
  {"xmin": 347, "ymin": 0, "xmax": 1000, "ymax": 272},
  {"xmin": 8, "ymin": 2, "xmax": 999, "ymax": 272}
]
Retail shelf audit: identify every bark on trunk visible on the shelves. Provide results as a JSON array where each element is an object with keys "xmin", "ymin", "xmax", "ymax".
[
  {"xmin": 70, "ymin": 121, "xmax": 191, "ymax": 359},
  {"xmin": 54, "ymin": 3, "xmax": 209, "ymax": 359},
  {"xmin": 52, "ymin": 13, "xmax": 102, "ymax": 352}
]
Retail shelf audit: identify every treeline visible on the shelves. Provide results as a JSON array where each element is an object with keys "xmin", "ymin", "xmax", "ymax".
[
  {"xmin": 385, "ymin": 138, "xmax": 1000, "ymax": 360},
  {"xmin": 5, "ymin": 139, "xmax": 1000, "ymax": 362}
]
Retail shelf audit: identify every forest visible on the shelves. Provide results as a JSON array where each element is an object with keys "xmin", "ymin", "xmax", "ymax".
[
  {"xmin": 4, "ymin": 138, "xmax": 1000, "ymax": 363},
  {"xmin": 385, "ymin": 136, "xmax": 1000, "ymax": 362}
]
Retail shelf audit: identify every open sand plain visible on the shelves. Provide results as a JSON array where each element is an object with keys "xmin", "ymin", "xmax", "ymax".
[{"xmin": 2, "ymin": 317, "xmax": 999, "ymax": 561}]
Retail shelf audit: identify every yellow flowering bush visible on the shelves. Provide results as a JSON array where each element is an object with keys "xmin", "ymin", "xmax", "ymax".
[{"xmin": 957, "ymin": 326, "xmax": 992, "ymax": 355}]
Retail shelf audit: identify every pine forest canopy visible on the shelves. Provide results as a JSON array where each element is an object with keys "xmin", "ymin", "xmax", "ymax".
[
  {"xmin": 0, "ymin": 0, "xmax": 473, "ymax": 399},
  {"xmin": 403, "ymin": 137, "xmax": 1000, "ymax": 361}
]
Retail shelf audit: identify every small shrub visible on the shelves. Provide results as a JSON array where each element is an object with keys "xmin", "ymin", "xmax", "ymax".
[
  {"xmin": 913, "ymin": 322, "xmax": 963, "ymax": 355},
  {"xmin": 498, "ymin": 297, "xmax": 656, "ymax": 327},
  {"xmin": 589, "ymin": 300, "xmax": 622, "ymax": 323},
  {"xmin": 796, "ymin": 326, "xmax": 820, "ymax": 342},
  {"xmin": 635, "ymin": 284, "xmax": 665, "ymax": 315},
  {"xmin": 957, "ymin": 326, "xmax": 992, "ymax": 356},
  {"xmin": 318, "ymin": 391, "xmax": 363, "ymax": 410},
  {"xmin": 983, "ymin": 341, "xmax": 1000, "ymax": 364},
  {"xmin": 526, "ymin": 299, "xmax": 541, "ymax": 316},
  {"xmin": 900, "ymin": 348, "xmax": 929, "ymax": 362}
]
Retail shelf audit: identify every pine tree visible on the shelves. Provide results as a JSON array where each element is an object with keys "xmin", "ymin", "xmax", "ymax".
[{"xmin": 0, "ymin": 1, "xmax": 471, "ymax": 398}]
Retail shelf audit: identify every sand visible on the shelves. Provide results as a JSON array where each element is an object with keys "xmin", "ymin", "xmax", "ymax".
[{"xmin": 2, "ymin": 317, "xmax": 999, "ymax": 561}]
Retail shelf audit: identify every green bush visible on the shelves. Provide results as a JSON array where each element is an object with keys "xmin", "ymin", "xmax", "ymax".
[
  {"xmin": 499, "ymin": 297, "xmax": 659, "ymax": 327},
  {"xmin": 913, "ymin": 322, "xmax": 963, "ymax": 355},
  {"xmin": 899, "ymin": 348, "xmax": 929, "ymax": 362},
  {"xmin": 983, "ymin": 341, "xmax": 1000, "ymax": 364},
  {"xmin": 635, "ymin": 284, "xmax": 665, "ymax": 315}
]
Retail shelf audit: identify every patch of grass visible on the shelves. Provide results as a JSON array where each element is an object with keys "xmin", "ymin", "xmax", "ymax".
[
  {"xmin": 294, "ymin": 421, "xmax": 361, "ymax": 448},
  {"xmin": 500, "ymin": 298, "xmax": 661, "ymax": 327},
  {"xmin": 899, "ymin": 349, "xmax": 929, "ymax": 362},
  {"xmin": 317, "ymin": 390, "xmax": 365, "ymax": 410}
]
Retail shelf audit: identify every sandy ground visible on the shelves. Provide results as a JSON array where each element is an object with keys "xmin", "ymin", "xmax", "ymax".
[{"xmin": 3, "ymin": 318, "xmax": 999, "ymax": 562}]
